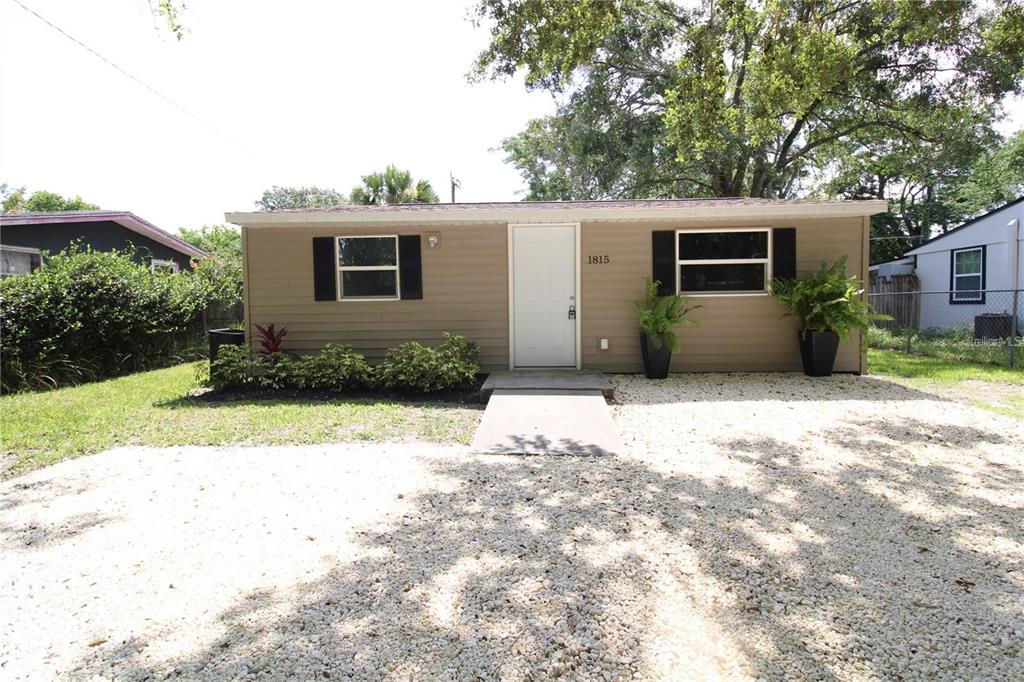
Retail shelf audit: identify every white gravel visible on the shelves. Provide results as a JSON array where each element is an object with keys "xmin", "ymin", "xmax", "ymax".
[{"xmin": 2, "ymin": 373, "xmax": 1023, "ymax": 680}]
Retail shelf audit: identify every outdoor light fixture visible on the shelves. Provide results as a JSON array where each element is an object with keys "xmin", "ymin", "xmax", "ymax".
[{"xmin": 428, "ymin": 232, "xmax": 440, "ymax": 249}]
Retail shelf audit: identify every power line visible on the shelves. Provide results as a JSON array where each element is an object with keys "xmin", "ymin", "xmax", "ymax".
[{"xmin": 9, "ymin": 0, "xmax": 235, "ymax": 143}]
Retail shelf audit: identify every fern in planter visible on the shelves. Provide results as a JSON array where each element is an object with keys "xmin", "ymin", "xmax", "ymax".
[
  {"xmin": 770, "ymin": 257, "xmax": 887, "ymax": 376},
  {"xmin": 634, "ymin": 277, "xmax": 701, "ymax": 352},
  {"xmin": 769, "ymin": 257, "xmax": 880, "ymax": 340},
  {"xmin": 633, "ymin": 277, "xmax": 700, "ymax": 379}
]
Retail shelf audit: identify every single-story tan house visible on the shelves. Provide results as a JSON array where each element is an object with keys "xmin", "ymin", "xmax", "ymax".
[{"xmin": 226, "ymin": 199, "xmax": 887, "ymax": 373}]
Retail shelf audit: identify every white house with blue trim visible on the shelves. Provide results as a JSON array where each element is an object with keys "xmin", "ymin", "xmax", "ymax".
[{"xmin": 894, "ymin": 197, "xmax": 1024, "ymax": 332}]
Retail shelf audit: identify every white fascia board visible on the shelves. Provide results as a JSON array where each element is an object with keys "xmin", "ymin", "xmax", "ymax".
[{"xmin": 225, "ymin": 201, "xmax": 889, "ymax": 227}]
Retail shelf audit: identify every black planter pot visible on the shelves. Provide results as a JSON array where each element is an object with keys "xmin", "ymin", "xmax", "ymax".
[
  {"xmin": 640, "ymin": 332, "xmax": 672, "ymax": 379},
  {"xmin": 798, "ymin": 330, "xmax": 840, "ymax": 377}
]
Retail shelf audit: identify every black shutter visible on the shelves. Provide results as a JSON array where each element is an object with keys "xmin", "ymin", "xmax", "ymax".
[
  {"xmin": 772, "ymin": 227, "xmax": 796, "ymax": 281},
  {"xmin": 398, "ymin": 234, "xmax": 422, "ymax": 300},
  {"xmin": 312, "ymin": 237, "xmax": 336, "ymax": 301},
  {"xmin": 652, "ymin": 230, "xmax": 675, "ymax": 296}
]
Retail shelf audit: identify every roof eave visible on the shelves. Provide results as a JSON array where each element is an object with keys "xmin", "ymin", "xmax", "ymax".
[
  {"xmin": 226, "ymin": 200, "xmax": 889, "ymax": 226},
  {"xmin": 0, "ymin": 211, "xmax": 207, "ymax": 258}
]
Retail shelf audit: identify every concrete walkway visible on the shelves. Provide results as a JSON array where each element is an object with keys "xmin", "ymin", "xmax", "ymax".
[{"xmin": 471, "ymin": 372, "xmax": 624, "ymax": 455}]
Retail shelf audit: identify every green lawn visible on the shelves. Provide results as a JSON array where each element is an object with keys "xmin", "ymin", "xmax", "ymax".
[
  {"xmin": 1, "ymin": 362, "xmax": 482, "ymax": 477},
  {"xmin": 869, "ymin": 348, "xmax": 1024, "ymax": 419}
]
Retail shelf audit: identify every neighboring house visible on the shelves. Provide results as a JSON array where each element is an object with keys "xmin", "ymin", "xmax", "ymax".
[
  {"xmin": 227, "ymin": 198, "xmax": 886, "ymax": 373},
  {"xmin": 876, "ymin": 197, "xmax": 1024, "ymax": 331},
  {"xmin": 868, "ymin": 256, "xmax": 915, "ymax": 280},
  {"xmin": 0, "ymin": 211, "xmax": 207, "ymax": 276}
]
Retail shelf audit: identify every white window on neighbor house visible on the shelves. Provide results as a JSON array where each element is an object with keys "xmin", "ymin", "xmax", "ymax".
[
  {"xmin": 150, "ymin": 258, "xmax": 180, "ymax": 274},
  {"xmin": 951, "ymin": 246, "xmax": 984, "ymax": 303},
  {"xmin": 0, "ymin": 246, "xmax": 42, "ymax": 277},
  {"xmin": 677, "ymin": 228, "xmax": 770, "ymax": 294},
  {"xmin": 336, "ymin": 235, "xmax": 399, "ymax": 300}
]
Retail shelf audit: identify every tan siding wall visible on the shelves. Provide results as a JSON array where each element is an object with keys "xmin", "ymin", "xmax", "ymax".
[
  {"xmin": 243, "ymin": 216, "xmax": 867, "ymax": 374},
  {"xmin": 579, "ymin": 217, "xmax": 866, "ymax": 372},
  {"xmin": 245, "ymin": 224, "xmax": 509, "ymax": 370}
]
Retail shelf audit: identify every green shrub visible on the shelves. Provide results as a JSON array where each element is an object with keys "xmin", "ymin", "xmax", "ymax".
[
  {"xmin": 179, "ymin": 224, "xmax": 243, "ymax": 307},
  {"xmin": 0, "ymin": 245, "xmax": 209, "ymax": 392},
  {"xmin": 254, "ymin": 355, "xmax": 300, "ymax": 390},
  {"xmin": 374, "ymin": 333, "xmax": 479, "ymax": 392},
  {"xmin": 294, "ymin": 344, "xmax": 372, "ymax": 390},
  {"xmin": 209, "ymin": 345, "xmax": 256, "ymax": 389},
  {"xmin": 209, "ymin": 343, "xmax": 373, "ymax": 391},
  {"xmin": 867, "ymin": 325, "xmax": 903, "ymax": 351},
  {"xmin": 207, "ymin": 334, "xmax": 477, "ymax": 394}
]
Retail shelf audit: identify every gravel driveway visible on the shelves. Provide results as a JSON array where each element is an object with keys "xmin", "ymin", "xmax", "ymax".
[{"xmin": 2, "ymin": 374, "xmax": 1022, "ymax": 680}]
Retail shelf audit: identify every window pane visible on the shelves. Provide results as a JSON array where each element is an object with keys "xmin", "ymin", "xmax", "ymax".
[
  {"xmin": 342, "ymin": 270, "xmax": 397, "ymax": 297},
  {"xmin": 954, "ymin": 275, "xmax": 982, "ymax": 295},
  {"xmin": 338, "ymin": 237, "xmax": 397, "ymax": 267},
  {"xmin": 954, "ymin": 249, "xmax": 981, "ymax": 275},
  {"xmin": 680, "ymin": 263, "xmax": 765, "ymax": 292},
  {"xmin": 679, "ymin": 231, "xmax": 768, "ymax": 260},
  {"xmin": 1, "ymin": 251, "xmax": 35, "ymax": 276}
]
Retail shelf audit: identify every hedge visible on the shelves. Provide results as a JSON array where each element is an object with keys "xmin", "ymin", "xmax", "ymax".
[{"xmin": 0, "ymin": 246, "xmax": 210, "ymax": 392}]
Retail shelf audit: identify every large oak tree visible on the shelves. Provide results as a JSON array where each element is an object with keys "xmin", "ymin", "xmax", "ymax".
[{"xmin": 473, "ymin": 0, "xmax": 1024, "ymax": 211}]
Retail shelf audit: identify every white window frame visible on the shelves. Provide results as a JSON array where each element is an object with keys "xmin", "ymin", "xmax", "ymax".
[
  {"xmin": 150, "ymin": 258, "xmax": 180, "ymax": 274},
  {"xmin": 336, "ymin": 235, "xmax": 400, "ymax": 301},
  {"xmin": 0, "ymin": 245, "xmax": 43, "ymax": 277},
  {"xmin": 951, "ymin": 246, "xmax": 984, "ymax": 302},
  {"xmin": 676, "ymin": 227, "xmax": 772, "ymax": 296}
]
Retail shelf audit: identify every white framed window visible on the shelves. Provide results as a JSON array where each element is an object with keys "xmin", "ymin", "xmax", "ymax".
[
  {"xmin": 676, "ymin": 228, "xmax": 771, "ymax": 295},
  {"xmin": 950, "ymin": 246, "xmax": 984, "ymax": 304},
  {"xmin": 0, "ymin": 246, "xmax": 42, "ymax": 277},
  {"xmin": 336, "ymin": 235, "xmax": 400, "ymax": 300},
  {"xmin": 150, "ymin": 258, "xmax": 180, "ymax": 274}
]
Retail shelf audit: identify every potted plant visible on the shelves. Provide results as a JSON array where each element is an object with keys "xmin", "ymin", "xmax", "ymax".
[
  {"xmin": 633, "ymin": 277, "xmax": 701, "ymax": 379},
  {"xmin": 770, "ymin": 257, "xmax": 883, "ymax": 377}
]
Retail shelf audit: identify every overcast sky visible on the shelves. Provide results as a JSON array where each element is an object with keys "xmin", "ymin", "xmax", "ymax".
[
  {"xmin": 0, "ymin": 0, "xmax": 555, "ymax": 230},
  {"xmin": 2, "ymin": 1, "xmax": 1021, "ymax": 234}
]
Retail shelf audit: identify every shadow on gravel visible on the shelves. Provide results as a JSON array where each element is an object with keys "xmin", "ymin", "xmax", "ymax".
[
  {"xmin": 1, "ymin": 511, "xmax": 116, "ymax": 550},
  {"xmin": 0, "ymin": 477, "xmax": 93, "ymax": 511},
  {"xmin": 73, "ymin": 421, "xmax": 1023, "ymax": 680},
  {"xmin": 613, "ymin": 373, "xmax": 946, "ymax": 404},
  {"xmin": 483, "ymin": 434, "xmax": 613, "ymax": 456}
]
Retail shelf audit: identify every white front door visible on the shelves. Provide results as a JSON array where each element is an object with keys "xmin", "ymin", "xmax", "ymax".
[{"xmin": 511, "ymin": 224, "xmax": 577, "ymax": 367}]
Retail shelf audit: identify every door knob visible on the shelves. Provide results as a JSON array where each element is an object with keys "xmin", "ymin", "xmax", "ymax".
[{"xmin": 568, "ymin": 305, "xmax": 576, "ymax": 320}]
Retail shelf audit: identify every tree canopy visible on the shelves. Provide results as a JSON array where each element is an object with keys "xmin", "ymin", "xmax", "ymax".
[
  {"xmin": 2, "ymin": 185, "xmax": 99, "ymax": 213},
  {"xmin": 350, "ymin": 166, "xmax": 439, "ymax": 205},
  {"xmin": 151, "ymin": 0, "xmax": 187, "ymax": 40},
  {"xmin": 471, "ymin": 0, "xmax": 1024, "ymax": 262},
  {"xmin": 178, "ymin": 224, "xmax": 241, "ymax": 259},
  {"xmin": 254, "ymin": 186, "xmax": 347, "ymax": 211}
]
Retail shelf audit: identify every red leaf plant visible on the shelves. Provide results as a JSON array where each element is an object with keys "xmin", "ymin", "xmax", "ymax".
[{"xmin": 254, "ymin": 323, "xmax": 290, "ymax": 357}]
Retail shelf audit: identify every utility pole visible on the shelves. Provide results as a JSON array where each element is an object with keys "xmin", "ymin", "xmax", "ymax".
[{"xmin": 450, "ymin": 171, "xmax": 461, "ymax": 203}]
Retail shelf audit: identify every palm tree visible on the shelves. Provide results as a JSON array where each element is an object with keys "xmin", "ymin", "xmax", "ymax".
[{"xmin": 349, "ymin": 165, "xmax": 439, "ymax": 205}]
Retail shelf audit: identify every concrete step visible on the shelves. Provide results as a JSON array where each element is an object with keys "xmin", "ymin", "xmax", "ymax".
[{"xmin": 481, "ymin": 371, "xmax": 614, "ymax": 401}]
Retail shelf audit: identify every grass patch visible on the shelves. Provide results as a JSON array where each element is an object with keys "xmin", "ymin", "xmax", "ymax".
[
  {"xmin": 1, "ymin": 362, "xmax": 483, "ymax": 477},
  {"xmin": 869, "ymin": 348, "xmax": 1024, "ymax": 419},
  {"xmin": 868, "ymin": 325, "xmax": 1020, "ymax": 368}
]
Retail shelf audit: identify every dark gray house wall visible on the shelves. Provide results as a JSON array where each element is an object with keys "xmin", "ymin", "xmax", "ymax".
[{"xmin": 0, "ymin": 220, "xmax": 195, "ymax": 271}]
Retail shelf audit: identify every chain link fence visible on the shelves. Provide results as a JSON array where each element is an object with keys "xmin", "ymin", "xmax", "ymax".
[{"xmin": 868, "ymin": 289, "xmax": 1023, "ymax": 368}]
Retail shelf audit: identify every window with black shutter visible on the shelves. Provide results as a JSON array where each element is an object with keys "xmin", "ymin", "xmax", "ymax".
[
  {"xmin": 676, "ymin": 229, "xmax": 771, "ymax": 293},
  {"xmin": 313, "ymin": 235, "xmax": 423, "ymax": 301}
]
